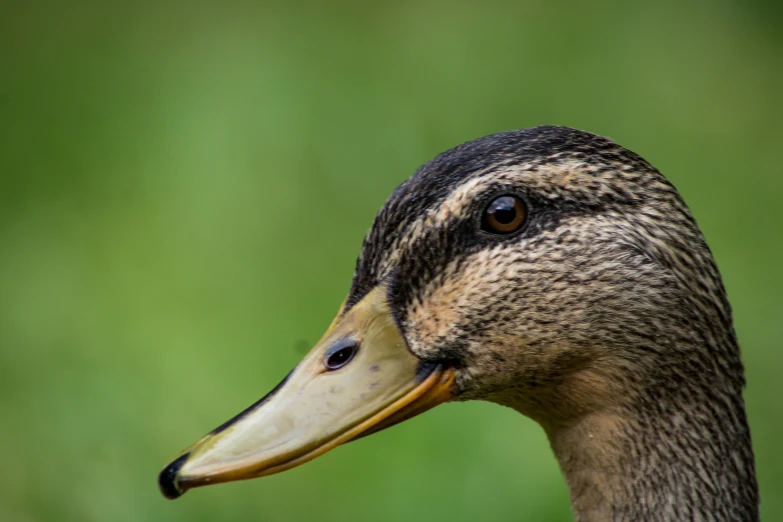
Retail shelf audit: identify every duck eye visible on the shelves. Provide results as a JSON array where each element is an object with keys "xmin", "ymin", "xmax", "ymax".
[
  {"xmin": 325, "ymin": 342, "xmax": 358, "ymax": 370},
  {"xmin": 481, "ymin": 195, "xmax": 527, "ymax": 234}
]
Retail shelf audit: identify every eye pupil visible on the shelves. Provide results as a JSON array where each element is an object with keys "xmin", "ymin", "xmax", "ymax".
[
  {"xmin": 481, "ymin": 195, "xmax": 527, "ymax": 234},
  {"xmin": 493, "ymin": 205, "xmax": 516, "ymax": 224},
  {"xmin": 325, "ymin": 343, "xmax": 358, "ymax": 370}
]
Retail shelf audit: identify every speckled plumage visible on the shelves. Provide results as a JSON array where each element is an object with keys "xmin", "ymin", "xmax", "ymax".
[{"xmin": 345, "ymin": 127, "xmax": 758, "ymax": 521}]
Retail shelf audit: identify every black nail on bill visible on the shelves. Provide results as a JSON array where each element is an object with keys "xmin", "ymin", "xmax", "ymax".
[{"xmin": 158, "ymin": 452, "xmax": 190, "ymax": 500}]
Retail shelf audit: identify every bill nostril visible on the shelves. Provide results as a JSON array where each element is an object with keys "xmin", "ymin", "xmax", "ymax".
[
  {"xmin": 158, "ymin": 452, "xmax": 190, "ymax": 500},
  {"xmin": 324, "ymin": 340, "xmax": 359, "ymax": 371}
]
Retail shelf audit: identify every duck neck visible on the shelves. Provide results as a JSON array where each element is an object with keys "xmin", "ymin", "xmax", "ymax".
[{"xmin": 539, "ymin": 396, "xmax": 758, "ymax": 522}]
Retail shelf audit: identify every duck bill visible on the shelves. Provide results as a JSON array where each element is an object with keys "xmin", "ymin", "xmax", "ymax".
[{"xmin": 158, "ymin": 285, "xmax": 456, "ymax": 499}]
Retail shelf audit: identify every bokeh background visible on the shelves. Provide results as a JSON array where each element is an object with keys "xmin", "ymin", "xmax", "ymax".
[{"xmin": 1, "ymin": 1, "xmax": 781, "ymax": 521}]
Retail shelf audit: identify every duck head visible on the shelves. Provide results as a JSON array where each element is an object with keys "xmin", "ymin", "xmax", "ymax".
[{"xmin": 159, "ymin": 126, "xmax": 752, "ymax": 515}]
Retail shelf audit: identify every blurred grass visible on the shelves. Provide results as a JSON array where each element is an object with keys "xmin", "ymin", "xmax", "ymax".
[{"xmin": 0, "ymin": 1, "xmax": 781, "ymax": 521}]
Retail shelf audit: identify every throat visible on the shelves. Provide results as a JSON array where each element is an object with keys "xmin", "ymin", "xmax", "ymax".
[
  {"xmin": 545, "ymin": 411, "xmax": 628, "ymax": 521},
  {"xmin": 539, "ymin": 407, "xmax": 758, "ymax": 522}
]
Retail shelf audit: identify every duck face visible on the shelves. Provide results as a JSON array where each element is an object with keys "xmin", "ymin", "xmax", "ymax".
[{"xmin": 159, "ymin": 127, "xmax": 726, "ymax": 499}]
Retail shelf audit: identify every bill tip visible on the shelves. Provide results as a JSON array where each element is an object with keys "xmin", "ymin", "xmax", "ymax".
[{"xmin": 158, "ymin": 452, "xmax": 190, "ymax": 500}]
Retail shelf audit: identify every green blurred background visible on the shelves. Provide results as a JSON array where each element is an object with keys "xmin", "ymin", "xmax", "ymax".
[{"xmin": 1, "ymin": 1, "xmax": 781, "ymax": 521}]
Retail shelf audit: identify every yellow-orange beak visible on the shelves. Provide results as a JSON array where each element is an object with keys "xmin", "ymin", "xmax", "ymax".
[{"xmin": 158, "ymin": 285, "xmax": 456, "ymax": 499}]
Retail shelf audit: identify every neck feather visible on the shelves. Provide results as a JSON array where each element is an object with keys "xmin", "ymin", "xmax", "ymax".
[{"xmin": 540, "ymin": 392, "xmax": 758, "ymax": 521}]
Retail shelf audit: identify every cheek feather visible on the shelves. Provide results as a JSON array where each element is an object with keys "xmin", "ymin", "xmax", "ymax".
[{"xmin": 402, "ymin": 245, "xmax": 525, "ymax": 363}]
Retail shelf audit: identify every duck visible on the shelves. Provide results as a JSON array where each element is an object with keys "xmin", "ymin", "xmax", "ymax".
[{"xmin": 158, "ymin": 126, "xmax": 759, "ymax": 521}]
